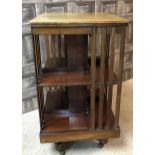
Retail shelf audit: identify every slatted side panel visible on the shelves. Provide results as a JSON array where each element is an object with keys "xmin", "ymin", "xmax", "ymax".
[{"xmin": 22, "ymin": 0, "xmax": 133, "ymax": 113}]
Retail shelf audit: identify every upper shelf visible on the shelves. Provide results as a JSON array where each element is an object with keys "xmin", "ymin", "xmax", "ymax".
[
  {"xmin": 37, "ymin": 57, "xmax": 118, "ymax": 87},
  {"xmin": 39, "ymin": 69, "xmax": 90, "ymax": 87},
  {"xmin": 29, "ymin": 13, "xmax": 129, "ymax": 26}
]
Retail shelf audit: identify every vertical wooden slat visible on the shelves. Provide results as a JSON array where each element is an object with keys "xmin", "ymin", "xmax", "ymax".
[
  {"xmin": 32, "ymin": 34, "xmax": 41, "ymax": 129},
  {"xmin": 32, "ymin": 35, "xmax": 38, "ymax": 78},
  {"xmin": 32, "ymin": 36, "xmax": 40, "ymax": 85},
  {"xmin": 36, "ymin": 36, "xmax": 44, "ymax": 129},
  {"xmin": 114, "ymin": 27, "xmax": 126, "ymax": 129},
  {"xmin": 37, "ymin": 86, "xmax": 43, "ymax": 129},
  {"xmin": 34, "ymin": 35, "xmax": 42, "ymax": 78},
  {"xmin": 104, "ymin": 28, "xmax": 110, "ymax": 122},
  {"xmin": 36, "ymin": 35, "xmax": 43, "ymax": 129},
  {"xmin": 36, "ymin": 36, "xmax": 41, "ymax": 76},
  {"xmin": 105, "ymin": 29, "xmax": 110, "ymax": 66},
  {"xmin": 88, "ymin": 34, "xmax": 91, "ymax": 56},
  {"xmin": 39, "ymin": 87, "xmax": 45, "ymax": 129},
  {"xmin": 37, "ymin": 87, "xmax": 42, "ymax": 129},
  {"xmin": 90, "ymin": 28, "xmax": 96, "ymax": 130},
  {"xmin": 51, "ymin": 35, "xmax": 56, "ymax": 65},
  {"xmin": 106, "ymin": 28, "xmax": 116, "ymax": 128},
  {"xmin": 58, "ymin": 35, "xmax": 62, "ymax": 61},
  {"xmin": 98, "ymin": 28, "xmax": 106, "ymax": 130},
  {"xmin": 45, "ymin": 35, "xmax": 50, "ymax": 60}
]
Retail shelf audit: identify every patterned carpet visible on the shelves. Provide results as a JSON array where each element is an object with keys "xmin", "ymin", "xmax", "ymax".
[{"xmin": 22, "ymin": 79, "xmax": 133, "ymax": 155}]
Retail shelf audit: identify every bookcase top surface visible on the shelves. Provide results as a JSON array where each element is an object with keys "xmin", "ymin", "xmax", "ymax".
[{"xmin": 29, "ymin": 13, "xmax": 129, "ymax": 26}]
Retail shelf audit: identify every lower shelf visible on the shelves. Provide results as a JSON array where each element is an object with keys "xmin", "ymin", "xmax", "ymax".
[
  {"xmin": 40, "ymin": 86, "xmax": 118, "ymax": 143},
  {"xmin": 42, "ymin": 110, "xmax": 89, "ymax": 133},
  {"xmin": 40, "ymin": 91, "xmax": 115, "ymax": 143}
]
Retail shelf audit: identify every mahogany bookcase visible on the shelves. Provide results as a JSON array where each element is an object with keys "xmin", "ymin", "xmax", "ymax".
[{"xmin": 30, "ymin": 13, "xmax": 128, "ymax": 155}]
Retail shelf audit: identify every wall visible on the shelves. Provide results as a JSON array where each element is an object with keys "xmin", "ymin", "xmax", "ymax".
[{"xmin": 22, "ymin": 0, "xmax": 133, "ymax": 113}]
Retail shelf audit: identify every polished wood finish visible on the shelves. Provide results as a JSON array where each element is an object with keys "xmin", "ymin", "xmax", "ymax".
[{"xmin": 30, "ymin": 13, "xmax": 128, "ymax": 154}]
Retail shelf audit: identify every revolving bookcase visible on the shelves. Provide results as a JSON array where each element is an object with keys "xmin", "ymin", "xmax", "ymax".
[{"xmin": 30, "ymin": 13, "xmax": 128, "ymax": 155}]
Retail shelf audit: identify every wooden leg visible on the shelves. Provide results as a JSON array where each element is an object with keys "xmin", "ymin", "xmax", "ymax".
[{"xmin": 97, "ymin": 139, "xmax": 108, "ymax": 148}]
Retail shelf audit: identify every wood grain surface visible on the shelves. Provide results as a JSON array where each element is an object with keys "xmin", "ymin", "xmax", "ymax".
[{"xmin": 30, "ymin": 13, "xmax": 128, "ymax": 25}]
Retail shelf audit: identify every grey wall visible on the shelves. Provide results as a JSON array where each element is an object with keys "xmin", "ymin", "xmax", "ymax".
[{"xmin": 22, "ymin": 0, "xmax": 133, "ymax": 113}]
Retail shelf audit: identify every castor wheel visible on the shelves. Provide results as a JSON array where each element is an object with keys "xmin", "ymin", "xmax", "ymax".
[
  {"xmin": 98, "ymin": 139, "xmax": 108, "ymax": 148},
  {"xmin": 60, "ymin": 149, "xmax": 66, "ymax": 155},
  {"xmin": 55, "ymin": 142, "xmax": 69, "ymax": 155},
  {"xmin": 98, "ymin": 142, "xmax": 104, "ymax": 148}
]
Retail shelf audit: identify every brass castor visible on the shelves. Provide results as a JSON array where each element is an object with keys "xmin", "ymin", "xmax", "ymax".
[{"xmin": 98, "ymin": 139, "xmax": 108, "ymax": 148}]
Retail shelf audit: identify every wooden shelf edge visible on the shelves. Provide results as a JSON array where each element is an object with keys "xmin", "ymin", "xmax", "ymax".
[
  {"xmin": 38, "ymin": 71, "xmax": 118, "ymax": 87},
  {"xmin": 40, "ymin": 129, "xmax": 120, "ymax": 143},
  {"xmin": 38, "ymin": 70, "xmax": 90, "ymax": 87}
]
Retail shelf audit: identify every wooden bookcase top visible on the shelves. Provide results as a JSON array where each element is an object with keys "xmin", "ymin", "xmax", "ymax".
[{"xmin": 29, "ymin": 13, "xmax": 129, "ymax": 26}]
